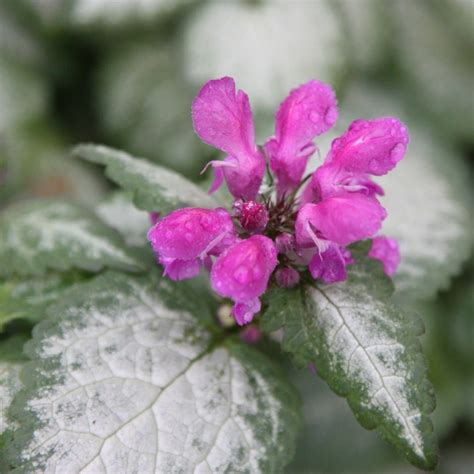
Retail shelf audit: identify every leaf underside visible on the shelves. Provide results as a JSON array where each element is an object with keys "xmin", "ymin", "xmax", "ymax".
[
  {"xmin": 0, "ymin": 199, "xmax": 145, "ymax": 277},
  {"xmin": 262, "ymin": 258, "xmax": 438, "ymax": 470},
  {"xmin": 73, "ymin": 144, "xmax": 219, "ymax": 214},
  {"xmin": 5, "ymin": 272, "xmax": 301, "ymax": 473}
]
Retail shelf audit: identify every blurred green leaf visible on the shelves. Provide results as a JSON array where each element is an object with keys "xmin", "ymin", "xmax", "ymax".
[
  {"xmin": 97, "ymin": 40, "xmax": 210, "ymax": 177},
  {"xmin": 0, "ymin": 272, "xmax": 88, "ymax": 331},
  {"xmin": 95, "ymin": 191, "xmax": 151, "ymax": 247},
  {"xmin": 0, "ymin": 199, "xmax": 146, "ymax": 277},
  {"xmin": 75, "ymin": 144, "xmax": 220, "ymax": 213},
  {"xmin": 286, "ymin": 364, "xmax": 402, "ymax": 473},
  {"xmin": 0, "ymin": 334, "xmax": 28, "ymax": 437},
  {"xmin": 393, "ymin": 1, "xmax": 474, "ymax": 143},
  {"xmin": 183, "ymin": 0, "xmax": 348, "ymax": 111}
]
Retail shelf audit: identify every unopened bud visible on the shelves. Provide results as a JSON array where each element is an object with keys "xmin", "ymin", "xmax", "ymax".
[
  {"xmin": 275, "ymin": 267, "xmax": 300, "ymax": 288},
  {"xmin": 240, "ymin": 326, "xmax": 262, "ymax": 344},
  {"xmin": 237, "ymin": 200, "xmax": 269, "ymax": 233},
  {"xmin": 275, "ymin": 232, "xmax": 295, "ymax": 254}
]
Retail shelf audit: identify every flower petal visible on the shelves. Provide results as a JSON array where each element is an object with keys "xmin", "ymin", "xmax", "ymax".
[
  {"xmin": 148, "ymin": 207, "xmax": 236, "ymax": 261},
  {"xmin": 233, "ymin": 298, "xmax": 261, "ymax": 326},
  {"xmin": 265, "ymin": 80, "xmax": 338, "ymax": 195},
  {"xmin": 296, "ymin": 193, "xmax": 386, "ymax": 247},
  {"xmin": 211, "ymin": 235, "xmax": 277, "ymax": 303},
  {"xmin": 309, "ymin": 245, "xmax": 348, "ymax": 283},
  {"xmin": 306, "ymin": 162, "xmax": 386, "ymax": 203},
  {"xmin": 192, "ymin": 77, "xmax": 265, "ymax": 200},
  {"xmin": 326, "ymin": 117, "xmax": 409, "ymax": 175},
  {"xmin": 274, "ymin": 80, "xmax": 338, "ymax": 154},
  {"xmin": 369, "ymin": 236, "xmax": 401, "ymax": 276},
  {"xmin": 192, "ymin": 77, "xmax": 256, "ymax": 156},
  {"xmin": 160, "ymin": 257, "xmax": 201, "ymax": 281}
]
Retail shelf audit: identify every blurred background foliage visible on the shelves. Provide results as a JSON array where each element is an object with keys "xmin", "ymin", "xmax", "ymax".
[{"xmin": 0, "ymin": 0, "xmax": 472, "ymax": 472}]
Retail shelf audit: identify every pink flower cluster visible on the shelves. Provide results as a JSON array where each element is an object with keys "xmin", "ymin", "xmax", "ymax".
[{"xmin": 148, "ymin": 77, "xmax": 406, "ymax": 325}]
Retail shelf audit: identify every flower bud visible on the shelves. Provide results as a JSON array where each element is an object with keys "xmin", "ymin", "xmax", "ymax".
[
  {"xmin": 240, "ymin": 326, "xmax": 262, "ymax": 344},
  {"xmin": 275, "ymin": 232, "xmax": 295, "ymax": 254},
  {"xmin": 275, "ymin": 267, "xmax": 300, "ymax": 288},
  {"xmin": 238, "ymin": 201, "xmax": 269, "ymax": 234}
]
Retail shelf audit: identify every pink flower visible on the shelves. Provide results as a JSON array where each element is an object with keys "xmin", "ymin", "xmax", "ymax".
[
  {"xmin": 211, "ymin": 235, "xmax": 277, "ymax": 325},
  {"xmin": 192, "ymin": 77, "xmax": 265, "ymax": 200},
  {"xmin": 264, "ymin": 80, "xmax": 338, "ymax": 197},
  {"xmin": 308, "ymin": 245, "xmax": 353, "ymax": 284},
  {"xmin": 296, "ymin": 193, "xmax": 386, "ymax": 249},
  {"xmin": 275, "ymin": 232, "xmax": 296, "ymax": 254},
  {"xmin": 149, "ymin": 77, "xmax": 408, "ymax": 324},
  {"xmin": 369, "ymin": 236, "xmax": 401, "ymax": 276},
  {"xmin": 296, "ymin": 194, "xmax": 386, "ymax": 283},
  {"xmin": 147, "ymin": 207, "xmax": 237, "ymax": 281},
  {"xmin": 304, "ymin": 117, "xmax": 409, "ymax": 202}
]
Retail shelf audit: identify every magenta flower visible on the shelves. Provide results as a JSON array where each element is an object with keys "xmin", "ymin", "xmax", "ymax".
[
  {"xmin": 304, "ymin": 117, "xmax": 409, "ymax": 202},
  {"xmin": 149, "ymin": 77, "xmax": 408, "ymax": 325},
  {"xmin": 211, "ymin": 235, "xmax": 277, "ymax": 325},
  {"xmin": 275, "ymin": 267, "xmax": 300, "ymax": 288},
  {"xmin": 264, "ymin": 80, "xmax": 338, "ymax": 197},
  {"xmin": 192, "ymin": 77, "xmax": 265, "ymax": 200},
  {"xmin": 147, "ymin": 207, "xmax": 236, "ymax": 281},
  {"xmin": 308, "ymin": 245, "xmax": 354, "ymax": 284},
  {"xmin": 369, "ymin": 236, "xmax": 401, "ymax": 276}
]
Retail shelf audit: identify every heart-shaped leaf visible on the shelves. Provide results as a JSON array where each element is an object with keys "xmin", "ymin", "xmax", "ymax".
[
  {"xmin": 262, "ymin": 258, "xmax": 438, "ymax": 470},
  {"xmin": 0, "ymin": 199, "xmax": 145, "ymax": 277},
  {"xmin": 4, "ymin": 272, "xmax": 301, "ymax": 473},
  {"xmin": 74, "ymin": 144, "xmax": 219, "ymax": 214}
]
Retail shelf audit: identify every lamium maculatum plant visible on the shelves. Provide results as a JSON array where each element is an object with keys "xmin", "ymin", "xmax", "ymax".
[{"xmin": 0, "ymin": 77, "xmax": 438, "ymax": 473}]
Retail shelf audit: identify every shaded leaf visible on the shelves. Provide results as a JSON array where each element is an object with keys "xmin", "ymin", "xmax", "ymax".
[
  {"xmin": 0, "ymin": 272, "xmax": 88, "ymax": 331},
  {"xmin": 0, "ymin": 334, "xmax": 28, "ymax": 435}
]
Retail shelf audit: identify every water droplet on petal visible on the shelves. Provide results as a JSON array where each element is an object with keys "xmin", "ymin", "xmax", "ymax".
[
  {"xmin": 324, "ymin": 106, "xmax": 338, "ymax": 126},
  {"xmin": 309, "ymin": 111, "xmax": 320, "ymax": 124},
  {"xmin": 233, "ymin": 266, "xmax": 249, "ymax": 284},
  {"xmin": 185, "ymin": 232, "xmax": 194, "ymax": 242}
]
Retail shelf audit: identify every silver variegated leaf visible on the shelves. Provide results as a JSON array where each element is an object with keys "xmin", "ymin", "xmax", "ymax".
[
  {"xmin": 262, "ymin": 258, "xmax": 437, "ymax": 470},
  {"xmin": 95, "ymin": 192, "xmax": 150, "ymax": 247},
  {"xmin": 0, "ymin": 199, "xmax": 145, "ymax": 277},
  {"xmin": 74, "ymin": 144, "xmax": 219, "ymax": 214},
  {"xmin": 5, "ymin": 272, "xmax": 301, "ymax": 473}
]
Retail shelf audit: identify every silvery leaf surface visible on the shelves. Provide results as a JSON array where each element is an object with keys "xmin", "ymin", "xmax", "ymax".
[
  {"xmin": 0, "ymin": 199, "xmax": 145, "ymax": 277},
  {"xmin": 262, "ymin": 257, "xmax": 437, "ymax": 470},
  {"xmin": 5, "ymin": 272, "xmax": 301, "ymax": 473},
  {"xmin": 74, "ymin": 144, "xmax": 220, "ymax": 214}
]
